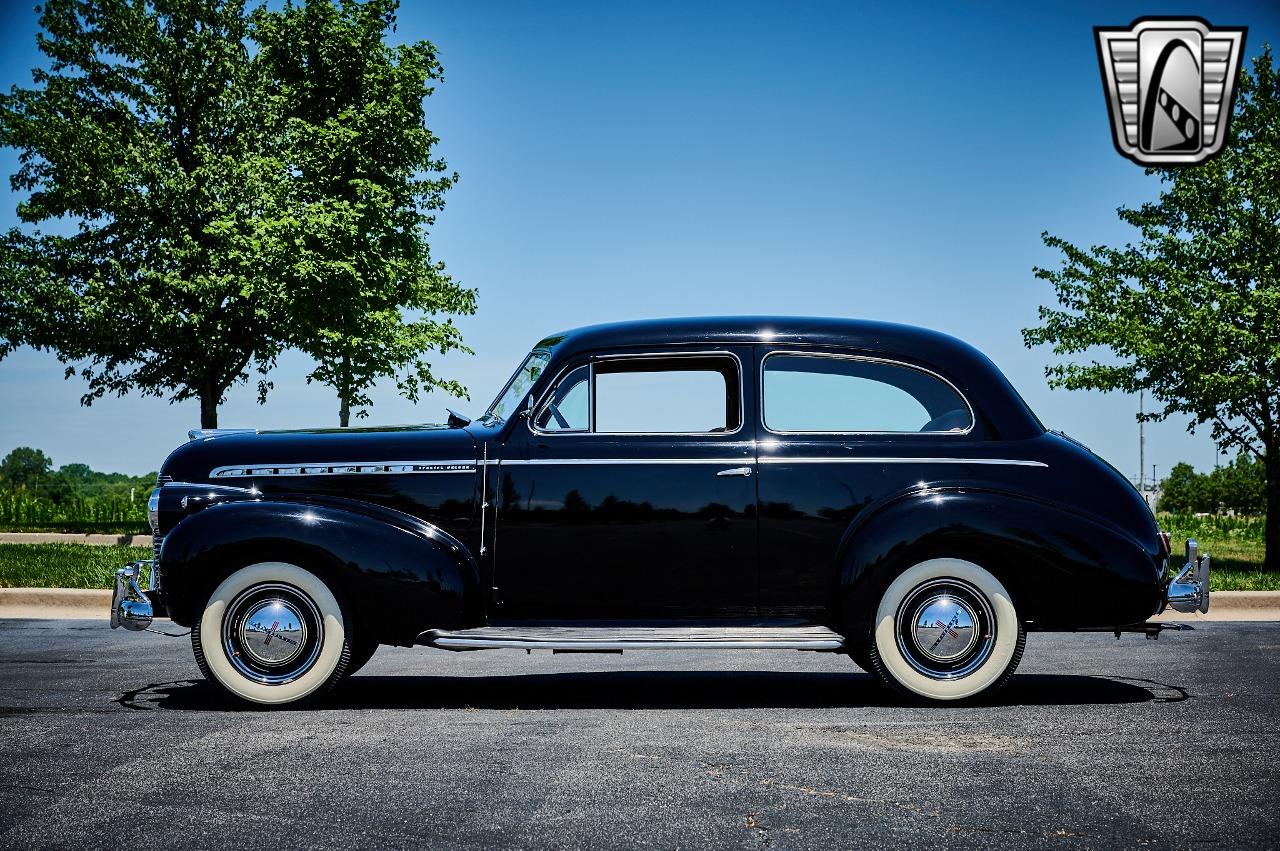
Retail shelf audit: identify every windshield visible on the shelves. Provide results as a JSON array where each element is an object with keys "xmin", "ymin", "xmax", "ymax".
[{"xmin": 484, "ymin": 350, "xmax": 552, "ymax": 422}]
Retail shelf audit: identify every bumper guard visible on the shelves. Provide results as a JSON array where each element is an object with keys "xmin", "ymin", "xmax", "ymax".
[
  {"xmin": 1166, "ymin": 539, "xmax": 1210, "ymax": 614},
  {"xmin": 110, "ymin": 560, "xmax": 155, "ymax": 631}
]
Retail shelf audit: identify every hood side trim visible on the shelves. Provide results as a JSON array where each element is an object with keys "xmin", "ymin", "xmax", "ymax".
[{"xmin": 210, "ymin": 460, "xmax": 476, "ymax": 479}]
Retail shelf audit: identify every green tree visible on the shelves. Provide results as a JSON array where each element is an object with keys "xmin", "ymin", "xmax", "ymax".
[
  {"xmin": 1159, "ymin": 462, "xmax": 1201, "ymax": 514},
  {"xmin": 1210, "ymin": 454, "xmax": 1266, "ymax": 514},
  {"xmin": 1158, "ymin": 456, "xmax": 1265, "ymax": 515},
  {"xmin": 1024, "ymin": 48, "xmax": 1280, "ymax": 571},
  {"xmin": 255, "ymin": 0, "xmax": 475, "ymax": 426},
  {"xmin": 0, "ymin": 447, "xmax": 52, "ymax": 488},
  {"xmin": 0, "ymin": 0, "xmax": 285, "ymax": 429}
]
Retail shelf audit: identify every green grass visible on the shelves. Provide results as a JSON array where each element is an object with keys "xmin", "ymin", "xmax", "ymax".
[
  {"xmin": 1155, "ymin": 513, "xmax": 1274, "ymax": 591},
  {"xmin": 0, "ymin": 543, "xmax": 150, "ymax": 589}
]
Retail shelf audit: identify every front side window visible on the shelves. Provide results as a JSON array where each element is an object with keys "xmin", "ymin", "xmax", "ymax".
[
  {"xmin": 763, "ymin": 354, "xmax": 972, "ymax": 433},
  {"xmin": 534, "ymin": 364, "xmax": 590, "ymax": 431},
  {"xmin": 534, "ymin": 355, "xmax": 740, "ymax": 434}
]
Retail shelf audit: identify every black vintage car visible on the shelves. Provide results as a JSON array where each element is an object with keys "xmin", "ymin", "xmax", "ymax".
[{"xmin": 111, "ymin": 317, "xmax": 1209, "ymax": 705}]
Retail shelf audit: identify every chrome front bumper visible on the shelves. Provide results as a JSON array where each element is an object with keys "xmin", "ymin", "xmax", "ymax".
[
  {"xmin": 1166, "ymin": 539, "xmax": 1210, "ymax": 614},
  {"xmin": 110, "ymin": 561, "xmax": 155, "ymax": 631}
]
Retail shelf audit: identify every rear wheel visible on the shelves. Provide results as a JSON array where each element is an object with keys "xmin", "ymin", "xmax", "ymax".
[
  {"xmin": 344, "ymin": 636, "xmax": 379, "ymax": 678},
  {"xmin": 847, "ymin": 643, "xmax": 873, "ymax": 673},
  {"xmin": 192, "ymin": 561, "xmax": 351, "ymax": 706},
  {"xmin": 867, "ymin": 558, "xmax": 1025, "ymax": 702}
]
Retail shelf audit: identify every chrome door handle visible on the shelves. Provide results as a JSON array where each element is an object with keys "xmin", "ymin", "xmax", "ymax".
[{"xmin": 716, "ymin": 466, "xmax": 753, "ymax": 477}]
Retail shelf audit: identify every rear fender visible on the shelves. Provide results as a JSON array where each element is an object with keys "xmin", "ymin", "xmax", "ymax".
[
  {"xmin": 837, "ymin": 488, "xmax": 1164, "ymax": 640},
  {"xmin": 159, "ymin": 499, "xmax": 481, "ymax": 645}
]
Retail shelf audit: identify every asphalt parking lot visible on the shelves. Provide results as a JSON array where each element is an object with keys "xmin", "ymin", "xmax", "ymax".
[{"xmin": 1, "ymin": 619, "xmax": 1277, "ymax": 849}]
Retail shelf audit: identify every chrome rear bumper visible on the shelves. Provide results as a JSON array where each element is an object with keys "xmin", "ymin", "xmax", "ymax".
[
  {"xmin": 110, "ymin": 561, "xmax": 155, "ymax": 631},
  {"xmin": 1165, "ymin": 539, "xmax": 1210, "ymax": 614}
]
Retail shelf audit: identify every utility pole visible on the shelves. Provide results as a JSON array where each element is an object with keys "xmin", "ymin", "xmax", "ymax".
[{"xmin": 1138, "ymin": 390, "xmax": 1145, "ymax": 495}]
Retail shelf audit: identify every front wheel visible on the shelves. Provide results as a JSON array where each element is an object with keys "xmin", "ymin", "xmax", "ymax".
[
  {"xmin": 867, "ymin": 558, "xmax": 1025, "ymax": 702},
  {"xmin": 192, "ymin": 562, "xmax": 352, "ymax": 706}
]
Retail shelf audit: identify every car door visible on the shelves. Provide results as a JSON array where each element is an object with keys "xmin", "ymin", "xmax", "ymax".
[
  {"xmin": 754, "ymin": 347, "xmax": 978, "ymax": 620},
  {"xmin": 493, "ymin": 346, "xmax": 758, "ymax": 620}
]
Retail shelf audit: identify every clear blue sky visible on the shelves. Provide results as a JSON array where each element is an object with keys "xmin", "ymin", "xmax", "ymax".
[{"xmin": 1, "ymin": 0, "xmax": 1275, "ymax": 477}]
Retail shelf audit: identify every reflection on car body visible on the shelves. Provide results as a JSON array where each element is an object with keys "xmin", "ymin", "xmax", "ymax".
[{"xmin": 110, "ymin": 317, "xmax": 1208, "ymax": 706}]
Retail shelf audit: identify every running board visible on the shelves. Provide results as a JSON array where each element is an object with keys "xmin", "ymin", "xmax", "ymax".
[{"xmin": 420, "ymin": 625, "xmax": 845, "ymax": 651}]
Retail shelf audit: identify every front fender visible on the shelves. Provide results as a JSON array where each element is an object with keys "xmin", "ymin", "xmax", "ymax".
[
  {"xmin": 159, "ymin": 499, "xmax": 482, "ymax": 645},
  {"xmin": 837, "ymin": 488, "xmax": 1164, "ymax": 639}
]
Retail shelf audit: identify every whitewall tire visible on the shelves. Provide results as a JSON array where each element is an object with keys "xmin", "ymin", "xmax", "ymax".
[
  {"xmin": 868, "ymin": 558, "xmax": 1025, "ymax": 702},
  {"xmin": 192, "ymin": 562, "xmax": 351, "ymax": 706}
]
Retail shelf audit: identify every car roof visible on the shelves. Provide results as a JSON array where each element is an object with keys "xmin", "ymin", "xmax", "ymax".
[
  {"xmin": 537, "ymin": 316, "xmax": 968, "ymax": 354},
  {"xmin": 533, "ymin": 316, "xmax": 1045, "ymax": 440}
]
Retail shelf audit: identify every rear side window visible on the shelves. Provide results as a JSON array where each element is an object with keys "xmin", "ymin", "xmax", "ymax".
[{"xmin": 763, "ymin": 354, "xmax": 971, "ymax": 433}]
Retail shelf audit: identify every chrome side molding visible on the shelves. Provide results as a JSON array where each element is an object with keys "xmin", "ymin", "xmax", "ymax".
[
  {"xmin": 209, "ymin": 460, "xmax": 476, "ymax": 478},
  {"xmin": 1166, "ymin": 538, "xmax": 1210, "ymax": 614}
]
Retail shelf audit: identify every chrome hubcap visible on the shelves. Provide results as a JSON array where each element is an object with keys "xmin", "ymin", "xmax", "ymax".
[
  {"xmin": 909, "ymin": 594, "xmax": 978, "ymax": 663},
  {"xmin": 237, "ymin": 599, "xmax": 308, "ymax": 667},
  {"xmin": 895, "ymin": 578, "xmax": 996, "ymax": 680},
  {"xmin": 222, "ymin": 582, "xmax": 323, "ymax": 685}
]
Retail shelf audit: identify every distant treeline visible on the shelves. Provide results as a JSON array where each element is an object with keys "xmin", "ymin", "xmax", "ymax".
[
  {"xmin": 1158, "ymin": 455, "xmax": 1265, "ymax": 515},
  {"xmin": 0, "ymin": 447, "xmax": 152, "ymax": 532}
]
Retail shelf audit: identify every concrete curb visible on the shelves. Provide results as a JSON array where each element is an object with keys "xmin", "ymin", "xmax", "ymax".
[
  {"xmin": 0, "ymin": 532, "xmax": 153, "ymax": 547},
  {"xmin": 0, "ymin": 588, "xmax": 112, "ymax": 619},
  {"xmin": 1, "ymin": 587, "xmax": 1278, "ymax": 621}
]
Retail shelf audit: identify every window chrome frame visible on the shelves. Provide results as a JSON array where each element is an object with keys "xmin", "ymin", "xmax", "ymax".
[
  {"xmin": 530, "ymin": 361, "xmax": 595, "ymax": 434},
  {"xmin": 484, "ymin": 347, "xmax": 554, "ymax": 424},
  {"xmin": 758, "ymin": 349, "xmax": 976, "ymax": 437},
  {"xmin": 529, "ymin": 349, "xmax": 746, "ymax": 438}
]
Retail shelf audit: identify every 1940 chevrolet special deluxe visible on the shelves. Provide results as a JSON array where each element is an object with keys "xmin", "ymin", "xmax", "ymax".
[{"xmin": 110, "ymin": 317, "xmax": 1210, "ymax": 705}]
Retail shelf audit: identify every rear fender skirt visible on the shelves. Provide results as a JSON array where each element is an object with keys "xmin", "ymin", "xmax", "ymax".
[
  {"xmin": 159, "ymin": 500, "xmax": 481, "ymax": 645},
  {"xmin": 837, "ymin": 489, "xmax": 1163, "ymax": 638}
]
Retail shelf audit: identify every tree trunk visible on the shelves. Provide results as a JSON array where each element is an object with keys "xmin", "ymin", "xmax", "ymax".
[
  {"xmin": 199, "ymin": 386, "xmax": 218, "ymax": 429},
  {"xmin": 1265, "ymin": 445, "xmax": 1279, "ymax": 573},
  {"xmin": 338, "ymin": 352, "xmax": 351, "ymax": 427}
]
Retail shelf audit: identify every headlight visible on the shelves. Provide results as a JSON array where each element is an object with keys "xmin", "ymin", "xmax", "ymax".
[{"xmin": 147, "ymin": 488, "xmax": 161, "ymax": 533}]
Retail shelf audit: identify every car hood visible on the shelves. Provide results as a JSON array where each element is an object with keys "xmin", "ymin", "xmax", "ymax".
[{"xmin": 159, "ymin": 423, "xmax": 477, "ymax": 484}]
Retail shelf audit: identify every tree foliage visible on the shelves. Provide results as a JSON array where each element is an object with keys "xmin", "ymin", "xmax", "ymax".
[
  {"xmin": 256, "ymin": 0, "xmax": 475, "ymax": 426},
  {"xmin": 0, "ymin": 0, "xmax": 473, "ymax": 429},
  {"xmin": 1024, "ymin": 48, "xmax": 1280, "ymax": 570},
  {"xmin": 0, "ymin": 0, "xmax": 284, "ymax": 428},
  {"xmin": 0, "ymin": 447, "xmax": 53, "ymax": 489}
]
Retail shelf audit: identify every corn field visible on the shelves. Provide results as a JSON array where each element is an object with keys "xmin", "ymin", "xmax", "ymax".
[
  {"xmin": 0, "ymin": 488, "xmax": 149, "ymax": 533},
  {"xmin": 1157, "ymin": 513, "xmax": 1266, "ymax": 544}
]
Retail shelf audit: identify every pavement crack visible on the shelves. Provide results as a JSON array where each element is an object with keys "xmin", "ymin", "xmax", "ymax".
[
  {"xmin": 0, "ymin": 783, "xmax": 56, "ymax": 794},
  {"xmin": 948, "ymin": 824, "xmax": 1085, "ymax": 839},
  {"xmin": 744, "ymin": 812, "xmax": 771, "ymax": 847},
  {"xmin": 760, "ymin": 779, "xmax": 939, "ymax": 818}
]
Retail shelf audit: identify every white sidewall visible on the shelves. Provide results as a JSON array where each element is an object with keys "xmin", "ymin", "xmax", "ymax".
[
  {"xmin": 199, "ymin": 562, "xmax": 346, "ymax": 705},
  {"xmin": 873, "ymin": 558, "xmax": 1019, "ymax": 701}
]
